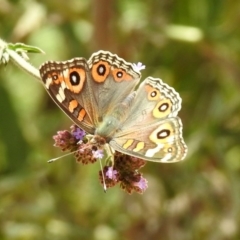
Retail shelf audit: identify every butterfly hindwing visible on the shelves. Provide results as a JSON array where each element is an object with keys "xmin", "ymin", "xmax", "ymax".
[{"xmin": 110, "ymin": 77, "xmax": 187, "ymax": 162}]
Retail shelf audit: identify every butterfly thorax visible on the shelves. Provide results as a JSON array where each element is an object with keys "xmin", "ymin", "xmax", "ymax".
[
  {"xmin": 95, "ymin": 115, "xmax": 122, "ymax": 143},
  {"xmin": 95, "ymin": 91, "xmax": 136, "ymax": 142}
]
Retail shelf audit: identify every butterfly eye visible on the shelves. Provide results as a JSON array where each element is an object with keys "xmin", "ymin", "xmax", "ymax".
[
  {"xmin": 153, "ymin": 99, "xmax": 171, "ymax": 119},
  {"xmin": 145, "ymin": 85, "xmax": 160, "ymax": 100},
  {"xmin": 112, "ymin": 68, "xmax": 133, "ymax": 82},
  {"xmin": 50, "ymin": 73, "xmax": 62, "ymax": 85},
  {"xmin": 66, "ymin": 68, "xmax": 86, "ymax": 93},
  {"xmin": 168, "ymin": 147, "xmax": 173, "ymax": 153},
  {"xmin": 52, "ymin": 74, "xmax": 58, "ymax": 80},
  {"xmin": 157, "ymin": 129, "xmax": 170, "ymax": 139},
  {"xmin": 116, "ymin": 71, "xmax": 123, "ymax": 78},
  {"xmin": 112, "ymin": 69, "xmax": 125, "ymax": 82},
  {"xmin": 150, "ymin": 91, "xmax": 157, "ymax": 98},
  {"xmin": 158, "ymin": 103, "xmax": 169, "ymax": 112},
  {"xmin": 70, "ymin": 71, "xmax": 80, "ymax": 85},
  {"xmin": 91, "ymin": 61, "xmax": 110, "ymax": 82},
  {"xmin": 97, "ymin": 64, "xmax": 107, "ymax": 76}
]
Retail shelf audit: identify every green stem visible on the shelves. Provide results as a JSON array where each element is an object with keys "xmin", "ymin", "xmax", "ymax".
[{"xmin": 0, "ymin": 38, "xmax": 41, "ymax": 82}]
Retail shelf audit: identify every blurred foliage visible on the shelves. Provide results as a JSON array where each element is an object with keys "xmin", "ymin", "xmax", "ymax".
[{"xmin": 0, "ymin": 0, "xmax": 240, "ymax": 239}]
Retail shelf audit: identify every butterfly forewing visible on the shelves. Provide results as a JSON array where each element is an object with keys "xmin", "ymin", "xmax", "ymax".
[
  {"xmin": 87, "ymin": 51, "xmax": 141, "ymax": 120},
  {"xmin": 39, "ymin": 58, "xmax": 96, "ymax": 133}
]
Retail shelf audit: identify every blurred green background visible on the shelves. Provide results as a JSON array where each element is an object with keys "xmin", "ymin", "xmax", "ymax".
[{"xmin": 1, "ymin": 0, "xmax": 240, "ymax": 239}]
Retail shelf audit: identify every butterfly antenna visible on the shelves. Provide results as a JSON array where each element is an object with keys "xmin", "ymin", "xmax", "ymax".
[
  {"xmin": 48, "ymin": 150, "xmax": 107, "ymax": 192},
  {"xmin": 48, "ymin": 150, "xmax": 79, "ymax": 163},
  {"xmin": 99, "ymin": 158, "xmax": 107, "ymax": 192}
]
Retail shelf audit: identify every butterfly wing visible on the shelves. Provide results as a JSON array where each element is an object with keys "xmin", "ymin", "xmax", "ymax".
[
  {"xmin": 39, "ymin": 58, "xmax": 96, "ymax": 133},
  {"xmin": 121, "ymin": 77, "xmax": 182, "ymax": 129},
  {"xmin": 110, "ymin": 118, "xmax": 187, "ymax": 162},
  {"xmin": 110, "ymin": 77, "xmax": 187, "ymax": 162},
  {"xmin": 39, "ymin": 51, "xmax": 141, "ymax": 134},
  {"xmin": 86, "ymin": 51, "xmax": 141, "ymax": 121}
]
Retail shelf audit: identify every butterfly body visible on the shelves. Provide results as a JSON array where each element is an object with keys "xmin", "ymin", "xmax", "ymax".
[{"xmin": 39, "ymin": 51, "xmax": 187, "ymax": 163}]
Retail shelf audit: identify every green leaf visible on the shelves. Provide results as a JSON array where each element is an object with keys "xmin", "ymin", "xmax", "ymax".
[{"xmin": 7, "ymin": 43, "xmax": 45, "ymax": 54}]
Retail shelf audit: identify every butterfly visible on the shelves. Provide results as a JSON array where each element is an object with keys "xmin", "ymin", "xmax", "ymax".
[{"xmin": 39, "ymin": 50, "xmax": 187, "ymax": 163}]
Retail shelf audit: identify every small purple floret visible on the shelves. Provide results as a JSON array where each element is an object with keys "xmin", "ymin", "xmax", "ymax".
[
  {"xmin": 106, "ymin": 166, "xmax": 118, "ymax": 181},
  {"xmin": 133, "ymin": 177, "xmax": 148, "ymax": 191},
  {"xmin": 72, "ymin": 128, "xmax": 86, "ymax": 140},
  {"xmin": 92, "ymin": 149, "xmax": 104, "ymax": 159}
]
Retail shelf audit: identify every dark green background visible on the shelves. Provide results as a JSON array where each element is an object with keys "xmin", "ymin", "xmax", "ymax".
[{"xmin": 0, "ymin": 0, "xmax": 240, "ymax": 239}]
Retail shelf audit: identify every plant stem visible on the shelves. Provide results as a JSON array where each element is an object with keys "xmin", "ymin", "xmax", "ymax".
[{"xmin": 0, "ymin": 38, "xmax": 41, "ymax": 82}]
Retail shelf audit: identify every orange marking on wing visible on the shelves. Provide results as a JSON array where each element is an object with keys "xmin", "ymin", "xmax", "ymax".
[
  {"xmin": 65, "ymin": 68, "xmax": 86, "ymax": 94},
  {"xmin": 112, "ymin": 68, "xmax": 133, "ymax": 82},
  {"xmin": 69, "ymin": 100, "xmax": 78, "ymax": 113},
  {"xmin": 78, "ymin": 108, "xmax": 86, "ymax": 121},
  {"xmin": 145, "ymin": 84, "xmax": 161, "ymax": 100},
  {"xmin": 49, "ymin": 72, "xmax": 64, "ymax": 85},
  {"xmin": 91, "ymin": 61, "xmax": 110, "ymax": 83}
]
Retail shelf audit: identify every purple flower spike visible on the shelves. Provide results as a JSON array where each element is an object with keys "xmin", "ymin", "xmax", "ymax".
[
  {"xmin": 106, "ymin": 166, "xmax": 118, "ymax": 181},
  {"xmin": 72, "ymin": 127, "xmax": 86, "ymax": 141},
  {"xmin": 92, "ymin": 149, "xmax": 104, "ymax": 159},
  {"xmin": 133, "ymin": 62, "xmax": 146, "ymax": 72}
]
